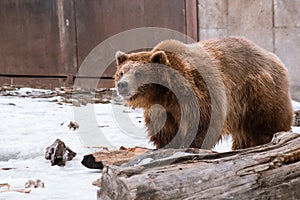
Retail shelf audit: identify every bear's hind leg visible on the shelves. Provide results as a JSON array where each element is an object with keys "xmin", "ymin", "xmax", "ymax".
[
  {"xmin": 232, "ymin": 129, "xmax": 275, "ymax": 150},
  {"xmin": 231, "ymin": 134, "xmax": 249, "ymax": 150}
]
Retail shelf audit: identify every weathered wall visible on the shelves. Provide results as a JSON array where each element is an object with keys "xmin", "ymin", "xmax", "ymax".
[
  {"xmin": 198, "ymin": 0, "xmax": 300, "ymax": 101},
  {"xmin": 0, "ymin": 0, "xmax": 197, "ymax": 89}
]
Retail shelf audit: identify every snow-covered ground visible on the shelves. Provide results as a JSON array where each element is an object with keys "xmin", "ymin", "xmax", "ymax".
[{"xmin": 0, "ymin": 88, "xmax": 299, "ymax": 199}]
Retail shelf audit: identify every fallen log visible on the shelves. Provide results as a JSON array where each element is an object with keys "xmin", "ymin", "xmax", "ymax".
[{"xmin": 98, "ymin": 132, "xmax": 300, "ymax": 200}]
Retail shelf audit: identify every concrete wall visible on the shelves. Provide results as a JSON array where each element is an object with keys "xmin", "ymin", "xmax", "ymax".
[{"xmin": 198, "ymin": 0, "xmax": 300, "ymax": 101}]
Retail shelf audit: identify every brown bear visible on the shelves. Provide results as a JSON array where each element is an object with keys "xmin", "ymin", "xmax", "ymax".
[{"xmin": 114, "ymin": 37, "xmax": 293, "ymax": 150}]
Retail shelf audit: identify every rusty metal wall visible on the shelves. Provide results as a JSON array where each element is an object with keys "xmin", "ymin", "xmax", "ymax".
[
  {"xmin": 74, "ymin": 0, "xmax": 197, "ymax": 88},
  {"xmin": 75, "ymin": 0, "xmax": 187, "ymax": 78},
  {"xmin": 0, "ymin": 0, "xmax": 197, "ymax": 88},
  {"xmin": 0, "ymin": 0, "xmax": 77, "ymax": 85}
]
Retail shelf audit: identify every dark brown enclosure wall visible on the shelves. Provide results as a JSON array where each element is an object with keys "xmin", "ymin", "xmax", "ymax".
[{"xmin": 0, "ymin": 0, "xmax": 198, "ymax": 88}]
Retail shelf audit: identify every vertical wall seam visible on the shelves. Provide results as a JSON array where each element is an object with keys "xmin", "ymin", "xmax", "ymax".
[
  {"xmin": 57, "ymin": 0, "xmax": 66, "ymax": 68},
  {"xmin": 272, "ymin": 0, "xmax": 275, "ymax": 53},
  {"xmin": 226, "ymin": 0, "xmax": 229, "ymax": 37},
  {"xmin": 73, "ymin": 0, "xmax": 79, "ymax": 72}
]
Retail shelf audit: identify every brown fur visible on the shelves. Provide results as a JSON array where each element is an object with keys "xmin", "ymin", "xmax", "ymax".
[{"xmin": 114, "ymin": 37, "xmax": 293, "ymax": 150}]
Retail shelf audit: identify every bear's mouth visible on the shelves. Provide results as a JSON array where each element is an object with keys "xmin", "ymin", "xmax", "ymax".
[
  {"xmin": 119, "ymin": 84, "xmax": 150, "ymax": 101},
  {"xmin": 118, "ymin": 91, "xmax": 136, "ymax": 101}
]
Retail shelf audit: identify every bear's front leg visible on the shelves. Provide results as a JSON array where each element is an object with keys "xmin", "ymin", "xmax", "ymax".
[{"xmin": 144, "ymin": 105, "xmax": 179, "ymax": 148}]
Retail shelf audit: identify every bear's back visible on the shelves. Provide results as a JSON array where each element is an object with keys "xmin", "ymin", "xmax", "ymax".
[{"xmin": 200, "ymin": 37, "xmax": 293, "ymax": 148}]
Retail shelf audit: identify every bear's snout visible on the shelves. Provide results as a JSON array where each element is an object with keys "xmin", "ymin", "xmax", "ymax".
[{"xmin": 117, "ymin": 81, "xmax": 129, "ymax": 95}]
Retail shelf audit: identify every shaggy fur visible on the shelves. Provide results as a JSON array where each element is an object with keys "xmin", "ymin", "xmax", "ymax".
[{"xmin": 114, "ymin": 37, "xmax": 293, "ymax": 150}]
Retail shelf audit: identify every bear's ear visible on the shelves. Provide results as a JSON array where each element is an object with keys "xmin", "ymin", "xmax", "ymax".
[
  {"xmin": 115, "ymin": 51, "xmax": 128, "ymax": 65},
  {"xmin": 150, "ymin": 51, "xmax": 169, "ymax": 65}
]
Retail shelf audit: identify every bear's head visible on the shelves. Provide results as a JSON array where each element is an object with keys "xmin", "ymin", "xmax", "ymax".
[{"xmin": 114, "ymin": 50, "xmax": 171, "ymax": 102}]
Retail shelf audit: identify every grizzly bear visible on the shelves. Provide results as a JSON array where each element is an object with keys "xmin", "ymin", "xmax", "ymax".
[{"xmin": 114, "ymin": 37, "xmax": 293, "ymax": 150}]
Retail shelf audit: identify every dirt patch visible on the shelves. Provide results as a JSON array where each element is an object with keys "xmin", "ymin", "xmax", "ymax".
[{"xmin": 0, "ymin": 85, "xmax": 121, "ymax": 106}]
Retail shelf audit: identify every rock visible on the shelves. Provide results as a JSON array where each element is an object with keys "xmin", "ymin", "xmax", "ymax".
[
  {"xmin": 294, "ymin": 110, "xmax": 300, "ymax": 126},
  {"xmin": 45, "ymin": 139, "xmax": 77, "ymax": 166},
  {"xmin": 25, "ymin": 179, "xmax": 45, "ymax": 188},
  {"xmin": 68, "ymin": 121, "xmax": 79, "ymax": 130}
]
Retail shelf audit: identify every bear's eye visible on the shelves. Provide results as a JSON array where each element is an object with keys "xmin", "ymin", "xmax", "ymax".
[
  {"xmin": 134, "ymin": 71, "xmax": 142, "ymax": 79},
  {"xmin": 119, "ymin": 72, "xmax": 124, "ymax": 77}
]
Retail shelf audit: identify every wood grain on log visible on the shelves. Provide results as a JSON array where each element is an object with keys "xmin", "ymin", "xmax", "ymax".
[
  {"xmin": 98, "ymin": 132, "xmax": 300, "ymax": 200},
  {"xmin": 82, "ymin": 146, "xmax": 149, "ymax": 169}
]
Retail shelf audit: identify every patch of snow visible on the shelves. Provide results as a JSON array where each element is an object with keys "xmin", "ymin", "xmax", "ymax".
[
  {"xmin": 292, "ymin": 100, "xmax": 300, "ymax": 110},
  {"xmin": 213, "ymin": 135, "xmax": 233, "ymax": 152},
  {"xmin": 292, "ymin": 126, "xmax": 300, "ymax": 133},
  {"xmin": 0, "ymin": 94, "xmax": 97, "ymax": 200},
  {"xmin": 0, "ymin": 88, "xmax": 152, "ymax": 199},
  {"xmin": 17, "ymin": 87, "xmax": 53, "ymax": 95}
]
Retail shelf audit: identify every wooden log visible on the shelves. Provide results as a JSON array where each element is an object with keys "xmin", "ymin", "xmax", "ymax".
[
  {"xmin": 82, "ymin": 146, "xmax": 149, "ymax": 170},
  {"xmin": 98, "ymin": 132, "xmax": 300, "ymax": 200}
]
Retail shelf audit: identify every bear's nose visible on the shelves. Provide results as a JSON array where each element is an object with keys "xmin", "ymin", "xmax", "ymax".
[{"xmin": 117, "ymin": 81, "xmax": 128, "ymax": 93}]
